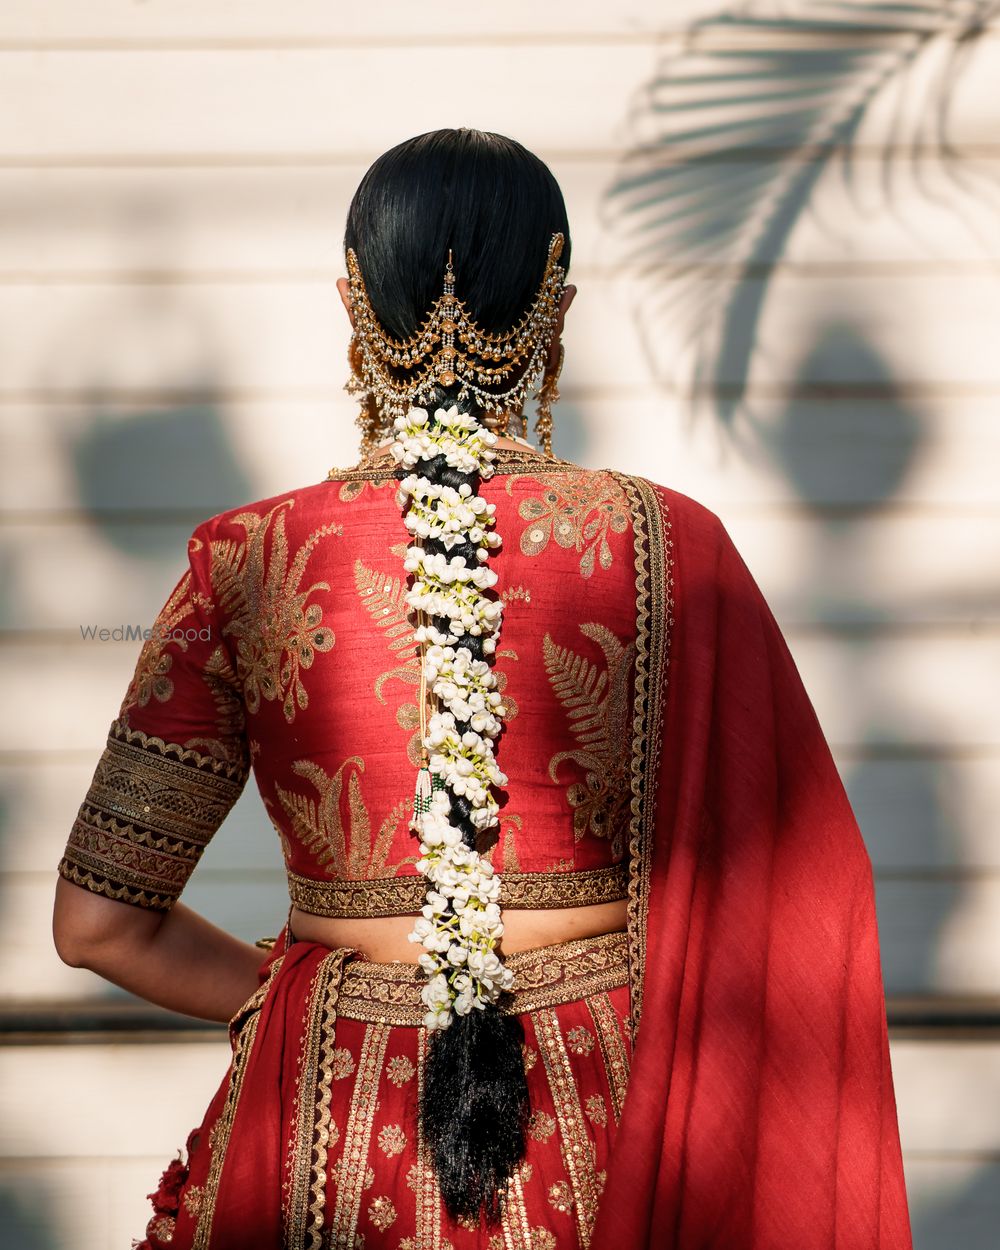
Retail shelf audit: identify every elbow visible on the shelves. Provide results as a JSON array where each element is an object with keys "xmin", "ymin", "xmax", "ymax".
[
  {"xmin": 53, "ymin": 928, "xmax": 87, "ymax": 970},
  {"xmin": 52, "ymin": 876, "xmax": 162, "ymax": 971},
  {"xmin": 52, "ymin": 906, "xmax": 97, "ymax": 969}
]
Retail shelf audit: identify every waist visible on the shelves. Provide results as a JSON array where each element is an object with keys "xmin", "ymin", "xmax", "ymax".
[
  {"xmin": 289, "ymin": 898, "xmax": 628, "ymax": 963},
  {"xmin": 286, "ymin": 861, "xmax": 629, "ymax": 917},
  {"xmin": 321, "ymin": 929, "xmax": 630, "ymax": 1026}
]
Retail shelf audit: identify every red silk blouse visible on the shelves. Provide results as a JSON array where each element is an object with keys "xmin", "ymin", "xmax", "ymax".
[
  {"xmin": 58, "ymin": 447, "xmax": 640, "ymax": 918},
  {"xmin": 57, "ymin": 450, "xmax": 913, "ymax": 1248}
]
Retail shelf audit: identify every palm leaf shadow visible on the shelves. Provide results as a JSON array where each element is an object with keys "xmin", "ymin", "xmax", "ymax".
[{"xmin": 604, "ymin": 1, "xmax": 1000, "ymax": 429}]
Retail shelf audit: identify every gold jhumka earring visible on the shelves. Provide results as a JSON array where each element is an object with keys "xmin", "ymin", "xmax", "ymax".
[
  {"xmin": 346, "ymin": 334, "xmax": 382, "ymax": 456},
  {"xmin": 534, "ymin": 340, "xmax": 563, "ymax": 458},
  {"xmin": 344, "ymin": 234, "xmax": 567, "ymax": 457}
]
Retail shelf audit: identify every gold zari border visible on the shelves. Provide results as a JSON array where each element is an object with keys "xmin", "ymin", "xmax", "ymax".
[
  {"xmin": 286, "ymin": 861, "xmax": 628, "ymax": 918},
  {"xmin": 414, "ymin": 1029, "xmax": 445, "ymax": 1249},
  {"xmin": 58, "ymin": 717, "xmax": 248, "ymax": 911},
  {"xmin": 334, "ymin": 931, "xmax": 628, "ymax": 1027},
  {"xmin": 325, "ymin": 445, "xmax": 582, "ymax": 484},
  {"xmin": 587, "ymin": 991, "xmax": 631, "ymax": 1124},
  {"xmin": 500, "ymin": 1167, "xmax": 534, "ymax": 1250},
  {"xmin": 193, "ymin": 954, "xmax": 286, "ymax": 1249},
  {"xmin": 611, "ymin": 474, "xmax": 673, "ymax": 1041},
  {"xmin": 285, "ymin": 948, "xmax": 353, "ymax": 1250},
  {"xmin": 535, "ymin": 1007, "xmax": 603, "ymax": 1246},
  {"xmin": 328, "ymin": 1021, "xmax": 391, "ymax": 1244}
]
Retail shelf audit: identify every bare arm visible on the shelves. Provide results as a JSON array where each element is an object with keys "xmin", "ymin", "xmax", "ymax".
[{"xmin": 52, "ymin": 877, "xmax": 269, "ymax": 1024}]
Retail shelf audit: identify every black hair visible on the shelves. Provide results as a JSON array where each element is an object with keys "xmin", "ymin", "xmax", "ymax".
[
  {"xmin": 343, "ymin": 129, "xmax": 570, "ymax": 1223},
  {"xmin": 345, "ymin": 126, "xmax": 571, "ymax": 385}
]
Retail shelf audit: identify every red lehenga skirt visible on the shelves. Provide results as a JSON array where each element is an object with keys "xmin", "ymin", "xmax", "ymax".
[{"xmin": 134, "ymin": 927, "xmax": 632, "ymax": 1250}]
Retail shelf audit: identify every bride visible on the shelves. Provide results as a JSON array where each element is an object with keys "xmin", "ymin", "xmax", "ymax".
[{"xmin": 53, "ymin": 127, "xmax": 911, "ymax": 1250}]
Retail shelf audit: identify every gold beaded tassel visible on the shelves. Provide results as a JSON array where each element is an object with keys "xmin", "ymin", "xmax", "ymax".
[
  {"xmin": 535, "ymin": 341, "xmax": 563, "ymax": 457},
  {"xmin": 345, "ymin": 232, "xmax": 567, "ymax": 437},
  {"xmin": 436, "ymin": 252, "xmax": 459, "ymax": 389},
  {"xmin": 345, "ymin": 333, "xmax": 383, "ymax": 455},
  {"xmin": 409, "ymin": 605, "xmax": 441, "ymax": 835}
]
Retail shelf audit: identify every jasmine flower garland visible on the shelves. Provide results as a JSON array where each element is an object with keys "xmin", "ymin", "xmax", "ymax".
[{"xmin": 391, "ymin": 404, "xmax": 515, "ymax": 1029}]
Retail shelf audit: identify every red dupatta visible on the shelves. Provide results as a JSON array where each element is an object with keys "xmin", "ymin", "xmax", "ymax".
[{"xmin": 593, "ymin": 483, "xmax": 912, "ymax": 1250}]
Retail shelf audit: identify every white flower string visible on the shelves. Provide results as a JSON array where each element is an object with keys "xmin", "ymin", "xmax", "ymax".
[{"xmin": 391, "ymin": 404, "xmax": 514, "ymax": 1030}]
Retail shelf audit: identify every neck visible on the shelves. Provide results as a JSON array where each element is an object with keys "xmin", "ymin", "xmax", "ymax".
[{"xmin": 361, "ymin": 409, "xmax": 544, "ymax": 462}]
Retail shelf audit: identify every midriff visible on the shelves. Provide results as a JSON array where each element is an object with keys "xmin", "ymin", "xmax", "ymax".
[{"xmin": 289, "ymin": 899, "xmax": 628, "ymax": 963}]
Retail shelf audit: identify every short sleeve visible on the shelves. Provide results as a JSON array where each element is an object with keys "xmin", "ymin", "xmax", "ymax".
[{"xmin": 57, "ymin": 523, "xmax": 250, "ymax": 911}]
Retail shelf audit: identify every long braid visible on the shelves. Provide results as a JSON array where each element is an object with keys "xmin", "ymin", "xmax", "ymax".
[{"xmin": 391, "ymin": 404, "xmax": 528, "ymax": 1222}]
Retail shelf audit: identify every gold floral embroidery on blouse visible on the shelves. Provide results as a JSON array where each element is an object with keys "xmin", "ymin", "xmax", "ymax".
[
  {"xmin": 507, "ymin": 471, "xmax": 629, "ymax": 577},
  {"xmin": 355, "ymin": 557, "xmax": 519, "ymax": 766},
  {"xmin": 336, "ymin": 476, "xmax": 394, "ymax": 502},
  {"xmin": 209, "ymin": 499, "xmax": 339, "ymax": 721},
  {"xmin": 180, "ymin": 645, "xmax": 247, "ymax": 766},
  {"xmin": 354, "ymin": 557, "xmax": 422, "ymax": 761},
  {"xmin": 275, "ymin": 757, "xmax": 415, "ymax": 879},
  {"xmin": 544, "ymin": 623, "xmax": 636, "ymax": 857},
  {"xmin": 120, "ymin": 571, "xmax": 212, "ymax": 713},
  {"xmin": 480, "ymin": 811, "xmax": 524, "ymax": 872}
]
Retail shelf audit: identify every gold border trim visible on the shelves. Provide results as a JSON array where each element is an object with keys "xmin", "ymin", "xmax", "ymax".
[
  {"xmin": 334, "ymin": 931, "xmax": 629, "ymax": 1027},
  {"xmin": 286, "ymin": 861, "xmax": 628, "ymax": 918},
  {"xmin": 285, "ymin": 948, "xmax": 353, "ymax": 1250},
  {"xmin": 193, "ymin": 954, "xmax": 286, "ymax": 1249},
  {"xmin": 587, "ymin": 992, "xmax": 631, "ymax": 1124},
  {"xmin": 612, "ymin": 473, "xmax": 673, "ymax": 1041},
  {"xmin": 325, "ymin": 445, "xmax": 584, "ymax": 483},
  {"xmin": 414, "ymin": 1029, "xmax": 444, "ymax": 1249},
  {"xmin": 328, "ymin": 1022, "xmax": 391, "ymax": 1244},
  {"xmin": 58, "ymin": 718, "xmax": 248, "ymax": 910},
  {"xmin": 535, "ymin": 1007, "xmax": 602, "ymax": 1246},
  {"xmin": 110, "ymin": 716, "xmax": 249, "ymax": 783},
  {"xmin": 501, "ymin": 1166, "xmax": 534, "ymax": 1249},
  {"xmin": 55, "ymin": 860, "xmax": 178, "ymax": 911}
]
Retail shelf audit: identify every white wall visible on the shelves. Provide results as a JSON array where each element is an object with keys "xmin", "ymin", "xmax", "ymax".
[{"xmin": 0, "ymin": 3, "xmax": 997, "ymax": 1246}]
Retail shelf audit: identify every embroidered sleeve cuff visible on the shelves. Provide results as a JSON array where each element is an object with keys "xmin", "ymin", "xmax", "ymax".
[{"xmin": 57, "ymin": 718, "xmax": 249, "ymax": 910}]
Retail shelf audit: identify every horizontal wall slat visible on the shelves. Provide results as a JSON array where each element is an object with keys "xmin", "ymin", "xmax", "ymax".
[
  {"xmin": 897, "ymin": 1159, "xmax": 1000, "ymax": 1250},
  {"xmin": 1, "ymin": 37, "xmax": 1000, "ymax": 162},
  {"xmin": 2, "ymin": 159, "xmax": 1000, "ymax": 278},
  {"xmin": 1, "ymin": 2, "xmax": 998, "ymax": 46},
  {"xmin": 0, "ymin": 275, "xmax": 1000, "ymax": 406},
  {"xmin": 875, "ymin": 879, "xmax": 1000, "ymax": 996},
  {"xmin": 0, "ymin": 46, "xmax": 655, "ymax": 160},
  {"xmin": 0, "ymin": 1046, "xmax": 995, "ymax": 1250},
  {"xmin": 0, "ymin": 1042, "xmax": 230, "ymax": 1160},
  {"xmin": 0, "ymin": 1, "xmax": 708, "ymax": 42},
  {"xmin": 1, "ymin": 513, "xmax": 996, "ymax": 631},
  {"xmin": 0, "ymin": 1037, "xmax": 993, "ymax": 1157},
  {"xmin": 2, "ymin": 392, "xmax": 999, "ymax": 515},
  {"xmin": 0, "ymin": 1155, "xmax": 207, "ymax": 1250},
  {"xmin": 5, "ymin": 754, "xmax": 998, "ymax": 875},
  {"xmin": 1, "ymin": 633, "xmax": 998, "ymax": 752}
]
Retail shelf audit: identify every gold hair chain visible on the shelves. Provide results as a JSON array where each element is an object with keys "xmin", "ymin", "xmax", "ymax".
[{"xmin": 346, "ymin": 233, "xmax": 567, "ymax": 452}]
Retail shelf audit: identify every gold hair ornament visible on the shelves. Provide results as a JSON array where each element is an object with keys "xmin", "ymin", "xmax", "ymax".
[
  {"xmin": 534, "ymin": 340, "xmax": 563, "ymax": 458},
  {"xmin": 346, "ymin": 233, "xmax": 566, "ymax": 447}
]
